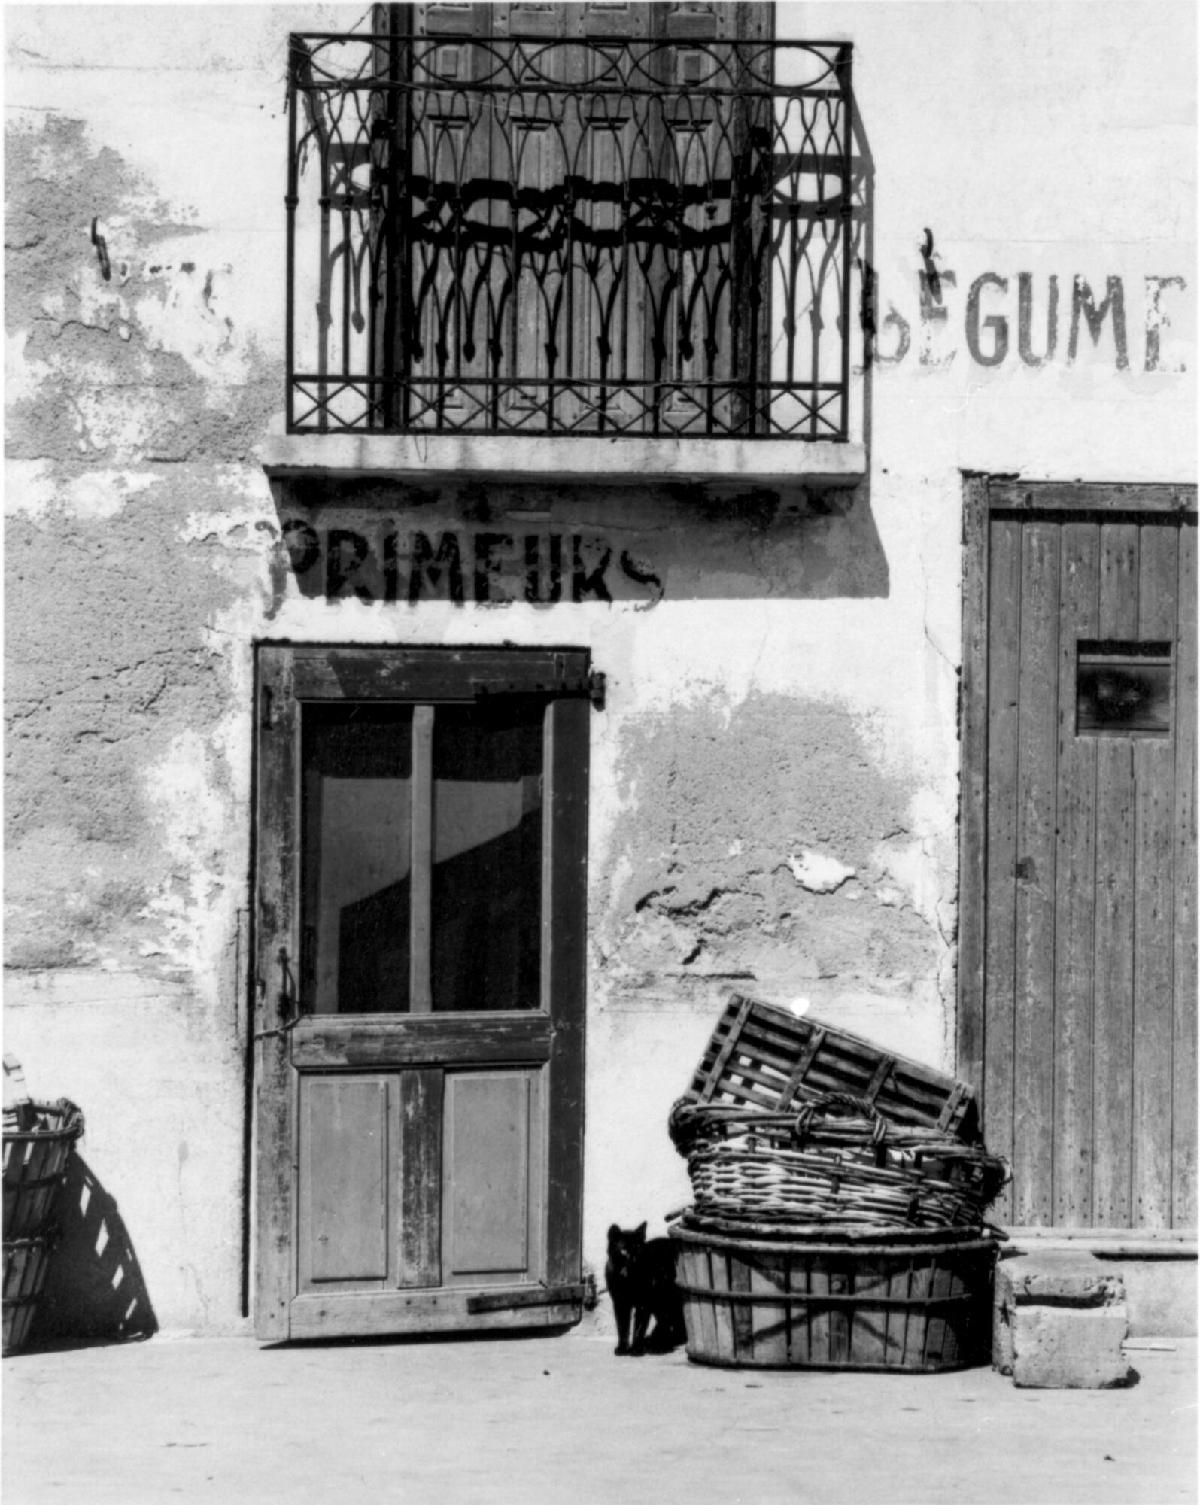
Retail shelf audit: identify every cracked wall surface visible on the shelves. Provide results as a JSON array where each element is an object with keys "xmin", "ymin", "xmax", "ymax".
[{"xmin": 597, "ymin": 692, "xmax": 942, "ymax": 1018}]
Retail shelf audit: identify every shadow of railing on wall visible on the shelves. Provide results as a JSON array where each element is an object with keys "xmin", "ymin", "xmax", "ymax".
[{"xmin": 29, "ymin": 1150, "xmax": 157, "ymax": 1348}]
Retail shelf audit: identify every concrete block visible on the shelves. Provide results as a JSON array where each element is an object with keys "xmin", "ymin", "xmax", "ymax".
[
  {"xmin": 998, "ymin": 1250, "xmax": 1125, "ymax": 1307},
  {"xmin": 1010, "ymin": 1303, "xmax": 1132, "ymax": 1389},
  {"xmin": 994, "ymin": 1251, "xmax": 1131, "ymax": 1382}
]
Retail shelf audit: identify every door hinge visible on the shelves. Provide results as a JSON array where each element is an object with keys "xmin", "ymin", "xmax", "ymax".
[{"xmin": 588, "ymin": 670, "xmax": 606, "ymax": 710}]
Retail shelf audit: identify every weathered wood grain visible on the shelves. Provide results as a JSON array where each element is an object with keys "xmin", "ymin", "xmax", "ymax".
[
  {"xmin": 543, "ymin": 694, "xmax": 589, "ymax": 1288},
  {"xmin": 1012, "ymin": 520, "xmax": 1060, "ymax": 1225},
  {"xmin": 409, "ymin": 705, "xmax": 434, "ymax": 1013},
  {"xmin": 291, "ymin": 1013, "xmax": 552, "ymax": 1069},
  {"xmin": 442, "ymin": 1070, "xmax": 539, "ymax": 1285},
  {"xmin": 957, "ymin": 476, "xmax": 991, "ymax": 1103},
  {"xmin": 988, "ymin": 482, "xmax": 1196, "ymax": 515},
  {"xmin": 1053, "ymin": 522, "xmax": 1099, "ymax": 1223},
  {"xmin": 298, "ymin": 1076, "xmax": 390, "ymax": 1289},
  {"xmin": 398, "ymin": 1067, "xmax": 442, "ymax": 1288},
  {"xmin": 983, "ymin": 515, "xmax": 1022, "ymax": 1222},
  {"xmin": 1172, "ymin": 523, "xmax": 1198, "ymax": 1228},
  {"xmin": 253, "ymin": 647, "xmax": 301, "ymax": 1342},
  {"xmin": 290, "ymin": 646, "xmax": 593, "ymax": 702},
  {"xmin": 1091, "ymin": 522, "xmax": 1140, "ymax": 1225},
  {"xmin": 288, "ymin": 1290, "xmax": 582, "ymax": 1340},
  {"xmin": 1132, "ymin": 522, "xmax": 1178, "ymax": 1228}
]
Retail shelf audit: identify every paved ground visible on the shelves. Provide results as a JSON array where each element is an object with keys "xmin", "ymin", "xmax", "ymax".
[{"xmin": 4, "ymin": 1332, "xmax": 1196, "ymax": 1505}]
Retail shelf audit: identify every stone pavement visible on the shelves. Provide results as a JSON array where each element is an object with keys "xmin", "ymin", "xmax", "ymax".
[{"xmin": 4, "ymin": 1332, "xmax": 1196, "ymax": 1505}]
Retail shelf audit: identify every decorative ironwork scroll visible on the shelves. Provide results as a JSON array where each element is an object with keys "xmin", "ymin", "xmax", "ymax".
[{"xmin": 286, "ymin": 28, "xmax": 862, "ymax": 439}]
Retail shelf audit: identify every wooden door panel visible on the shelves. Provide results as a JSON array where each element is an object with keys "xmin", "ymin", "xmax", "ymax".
[
  {"xmin": 442, "ymin": 1069, "xmax": 543, "ymax": 1284},
  {"xmin": 1173, "ymin": 522, "xmax": 1198, "ymax": 1226},
  {"xmin": 1092, "ymin": 520, "xmax": 1142, "ymax": 1224},
  {"xmin": 982, "ymin": 516, "xmax": 1021, "ymax": 1224},
  {"xmin": 298, "ymin": 1076, "xmax": 394, "ymax": 1290},
  {"xmin": 1011, "ymin": 520, "xmax": 1059, "ymax": 1226},
  {"xmin": 1052, "ymin": 521, "xmax": 1099, "ymax": 1224},
  {"xmin": 399, "ymin": 1067, "xmax": 443, "ymax": 1288},
  {"xmin": 1092, "ymin": 733, "xmax": 1136, "ymax": 1225},
  {"xmin": 963, "ymin": 483, "xmax": 1197, "ymax": 1234},
  {"xmin": 1132, "ymin": 522, "xmax": 1179, "ymax": 1227}
]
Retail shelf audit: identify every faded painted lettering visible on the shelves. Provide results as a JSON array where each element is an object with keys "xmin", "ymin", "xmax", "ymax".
[
  {"xmin": 965, "ymin": 274, "xmax": 1009, "ymax": 367},
  {"xmin": 280, "ymin": 525, "xmax": 657, "ymax": 607},
  {"xmin": 1144, "ymin": 276, "xmax": 1188, "ymax": 373},
  {"xmin": 1068, "ymin": 275, "xmax": 1128, "ymax": 370},
  {"xmin": 1017, "ymin": 273, "xmax": 1059, "ymax": 367},
  {"xmin": 409, "ymin": 531, "xmax": 464, "ymax": 605},
  {"xmin": 862, "ymin": 262, "xmax": 1188, "ymax": 372},
  {"xmin": 918, "ymin": 268, "xmax": 957, "ymax": 368}
]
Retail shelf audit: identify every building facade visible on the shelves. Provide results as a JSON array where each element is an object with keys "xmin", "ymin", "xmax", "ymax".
[{"xmin": 5, "ymin": 2, "xmax": 1196, "ymax": 1339}]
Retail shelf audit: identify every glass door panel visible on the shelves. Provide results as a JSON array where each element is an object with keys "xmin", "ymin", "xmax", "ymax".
[
  {"xmin": 302, "ymin": 703, "xmax": 414, "ymax": 1014},
  {"xmin": 431, "ymin": 699, "xmax": 544, "ymax": 1012}
]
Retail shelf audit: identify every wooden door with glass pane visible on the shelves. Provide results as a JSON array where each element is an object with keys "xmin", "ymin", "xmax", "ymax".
[{"xmin": 253, "ymin": 646, "xmax": 590, "ymax": 1340}]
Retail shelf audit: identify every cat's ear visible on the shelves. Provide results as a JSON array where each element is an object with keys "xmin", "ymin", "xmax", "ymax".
[
  {"xmin": 607, "ymin": 1223, "xmax": 620, "ymax": 1242},
  {"xmin": 635, "ymin": 1222, "xmax": 647, "ymax": 1240}
]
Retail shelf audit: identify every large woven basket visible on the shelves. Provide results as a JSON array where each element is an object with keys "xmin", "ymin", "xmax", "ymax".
[
  {"xmin": 682, "ymin": 993, "xmax": 980, "ymax": 1140},
  {"xmin": 671, "ymin": 1220, "xmax": 999, "ymax": 1371},
  {"xmin": 3, "ymin": 1099, "xmax": 84, "ymax": 1240},
  {"xmin": 671, "ymin": 1093, "xmax": 1007, "ymax": 1231}
]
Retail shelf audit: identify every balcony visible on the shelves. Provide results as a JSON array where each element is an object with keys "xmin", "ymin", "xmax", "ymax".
[{"xmin": 283, "ymin": 27, "xmax": 865, "ymax": 464}]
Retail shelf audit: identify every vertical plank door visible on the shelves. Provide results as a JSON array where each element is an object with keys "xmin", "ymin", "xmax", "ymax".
[{"xmin": 965, "ymin": 483, "xmax": 1196, "ymax": 1233}]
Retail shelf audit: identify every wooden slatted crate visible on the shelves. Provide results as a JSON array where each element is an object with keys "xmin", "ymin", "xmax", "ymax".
[
  {"xmin": 671, "ymin": 1222, "xmax": 998, "ymax": 1371},
  {"xmin": 681, "ymin": 993, "xmax": 980, "ymax": 1141}
]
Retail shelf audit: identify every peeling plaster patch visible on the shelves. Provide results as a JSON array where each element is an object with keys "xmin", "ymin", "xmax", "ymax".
[
  {"xmin": 4, "ymin": 488, "xmax": 249, "ymax": 979},
  {"xmin": 598, "ymin": 692, "xmax": 949, "ymax": 1021},
  {"xmin": 6, "ymin": 328, "xmax": 41, "ymax": 404},
  {"xmin": 6, "ymin": 116, "xmax": 275, "ymax": 466},
  {"xmin": 68, "ymin": 468, "xmax": 163, "ymax": 520},
  {"xmin": 141, "ymin": 729, "xmax": 231, "ymax": 981},
  {"xmin": 4, "ymin": 459, "xmax": 55, "ymax": 518},
  {"xmin": 788, "ymin": 849, "xmax": 856, "ymax": 893}
]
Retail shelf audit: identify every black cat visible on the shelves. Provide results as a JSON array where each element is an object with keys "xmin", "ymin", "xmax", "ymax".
[{"xmin": 605, "ymin": 1223, "xmax": 687, "ymax": 1356}]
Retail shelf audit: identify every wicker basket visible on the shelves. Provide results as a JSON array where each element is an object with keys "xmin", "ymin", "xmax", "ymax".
[
  {"xmin": 671, "ymin": 1220, "xmax": 999, "ymax": 1371},
  {"xmin": 670, "ymin": 1093, "xmax": 1007, "ymax": 1231},
  {"xmin": 3, "ymin": 1099, "xmax": 84, "ymax": 1240},
  {"xmin": 682, "ymin": 993, "xmax": 980, "ymax": 1140},
  {"xmin": 2, "ymin": 1236, "xmax": 52, "ymax": 1356}
]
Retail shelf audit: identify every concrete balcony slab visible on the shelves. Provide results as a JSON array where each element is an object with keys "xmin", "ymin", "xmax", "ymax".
[{"xmin": 260, "ymin": 433, "xmax": 866, "ymax": 497}]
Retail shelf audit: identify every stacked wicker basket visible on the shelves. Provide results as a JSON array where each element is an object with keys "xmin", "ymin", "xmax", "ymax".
[
  {"xmin": 668, "ymin": 993, "xmax": 1008, "ymax": 1372},
  {"xmin": 3, "ymin": 1097, "xmax": 84, "ymax": 1355}
]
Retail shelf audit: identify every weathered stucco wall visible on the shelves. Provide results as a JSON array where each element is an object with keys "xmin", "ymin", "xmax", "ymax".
[{"xmin": 5, "ymin": 3, "xmax": 1194, "ymax": 1335}]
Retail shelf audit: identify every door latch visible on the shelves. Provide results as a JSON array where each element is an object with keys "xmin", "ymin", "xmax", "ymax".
[{"xmin": 253, "ymin": 945, "xmax": 304, "ymax": 1041}]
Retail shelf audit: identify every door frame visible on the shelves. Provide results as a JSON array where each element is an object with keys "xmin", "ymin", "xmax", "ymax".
[
  {"xmin": 957, "ymin": 475, "xmax": 1197, "ymax": 1233},
  {"xmin": 250, "ymin": 643, "xmax": 592, "ymax": 1340}
]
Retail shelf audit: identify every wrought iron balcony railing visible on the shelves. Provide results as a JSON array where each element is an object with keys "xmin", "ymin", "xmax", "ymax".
[{"xmin": 286, "ymin": 30, "xmax": 861, "ymax": 440}]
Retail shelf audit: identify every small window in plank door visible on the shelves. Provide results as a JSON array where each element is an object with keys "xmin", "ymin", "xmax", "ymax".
[
  {"xmin": 301, "ymin": 697, "xmax": 544, "ymax": 1014},
  {"xmin": 1076, "ymin": 640, "xmax": 1172, "ymax": 736}
]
